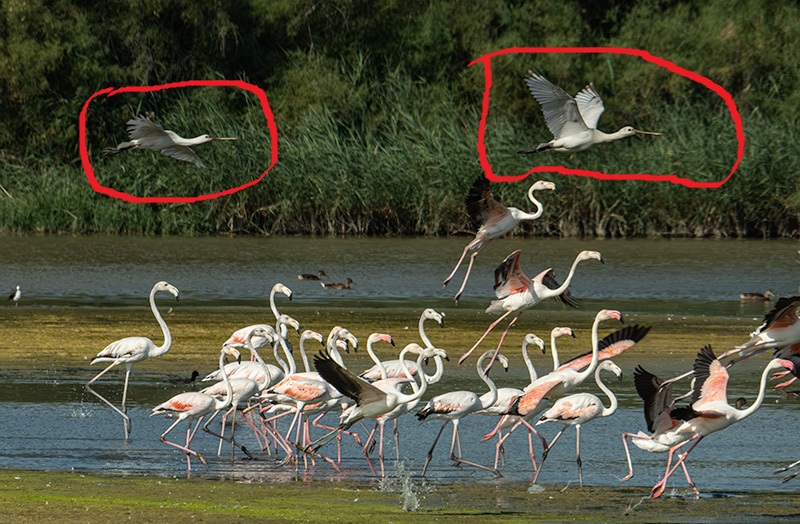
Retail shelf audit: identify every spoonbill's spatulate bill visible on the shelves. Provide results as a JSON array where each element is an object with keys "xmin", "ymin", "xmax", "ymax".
[
  {"xmin": 103, "ymin": 115, "xmax": 237, "ymax": 168},
  {"xmin": 518, "ymin": 70, "xmax": 661, "ymax": 154}
]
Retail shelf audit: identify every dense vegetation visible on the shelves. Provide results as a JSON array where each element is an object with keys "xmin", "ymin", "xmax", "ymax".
[{"xmin": 1, "ymin": 0, "xmax": 798, "ymax": 237}]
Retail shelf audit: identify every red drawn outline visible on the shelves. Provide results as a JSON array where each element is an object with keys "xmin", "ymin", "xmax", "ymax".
[
  {"xmin": 470, "ymin": 47, "xmax": 744, "ymax": 188},
  {"xmin": 79, "ymin": 80, "xmax": 277, "ymax": 204}
]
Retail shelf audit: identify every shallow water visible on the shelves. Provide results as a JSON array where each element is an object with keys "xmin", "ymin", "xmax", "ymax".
[
  {"xmin": 2, "ymin": 236, "xmax": 800, "ymax": 494},
  {"xmin": 1, "ymin": 236, "xmax": 798, "ymax": 312}
]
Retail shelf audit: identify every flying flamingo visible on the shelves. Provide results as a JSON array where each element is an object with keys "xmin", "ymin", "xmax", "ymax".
[
  {"xmin": 554, "ymin": 324, "xmax": 652, "ymax": 373},
  {"xmin": 85, "ymin": 280, "xmax": 180, "ymax": 439},
  {"xmin": 650, "ymin": 345, "xmax": 794, "ymax": 499},
  {"xmin": 417, "ymin": 350, "xmax": 508, "ymax": 477},
  {"xmin": 720, "ymin": 295, "xmax": 800, "ymax": 362},
  {"xmin": 620, "ymin": 365, "xmax": 700, "ymax": 489},
  {"xmin": 443, "ymin": 176, "xmax": 557, "ymax": 303},
  {"xmin": 458, "ymin": 249, "xmax": 604, "ymax": 371},
  {"xmin": 476, "ymin": 333, "xmax": 545, "ymax": 469},
  {"xmin": 532, "ymin": 360, "xmax": 623, "ymax": 486},
  {"xmin": 359, "ymin": 308, "xmax": 445, "ymax": 381},
  {"xmin": 482, "ymin": 310, "xmax": 625, "ymax": 465},
  {"xmin": 151, "ymin": 345, "xmax": 240, "ymax": 476},
  {"xmin": 304, "ymin": 343, "xmax": 447, "ymax": 476}
]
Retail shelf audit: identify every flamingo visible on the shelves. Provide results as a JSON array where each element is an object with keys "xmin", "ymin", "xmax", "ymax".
[
  {"xmin": 200, "ymin": 327, "xmax": 276, "ymax": 461},
  {"xmin": 650, "ymin": 345, "xmax": 794, "ymax": 499},
  {"xmin": 442, "ymin": 176, "xmax": 557, "ymax": 303},
  {"xmin": 723, "ymin": 296, "xmax": 800, "ymax": 361},
  {"xmin": 151, "ymin": 345, "xmax": 240, "ymax": 476},
  {"xmin": 476, "ymin": 333, "xmax": 545, "ymax": 469},
  {"xmin": 417, "ymin": 350, "xmax": 508, "ymax": 477},
  {"xmin": 85, "ymin": 281, "xmax": 180, "ymax": 439},
  {"xmin": 103, "ymin": 114, "xmax": 236, "ymax": 168},
  {"xmin": 359, "ymin": 308, "xmax": 445, "ymax": 381},
  {"xmin": 304, "ymin": 344, "xmax": 446, "ymax": 475},
  {"xmin": 321, "ymin": 278, "xmax": 356, "ymax": 290},
  {"xmin": 8, "ymin": 285, "xmax": 20, "ymax": 307},
  {"xmin": 620, "ymin": 365, "xmax": 700, "ymax": 489},
  {"xmin": 517, "ymin": 70, "xmax": 661, "ymax": 154},
  {"xmin": 532, "ymin": 360, "xmax": 623, "ymax": 486},
  {"xmin": 482, "ymin": 310, "xmax": 625, "ymax": 464},
  {"xmin": 458, "ymin": 249, "xmax": 604, "ymax": 371},
  {"xmin": 298, "ymin": 271, "xmax": 330, "ymax": 281}
]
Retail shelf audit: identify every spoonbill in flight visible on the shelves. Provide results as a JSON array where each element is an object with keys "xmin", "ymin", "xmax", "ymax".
[
  {"xmin": 518, "ymin": 70, "xmax": 661, "ymax": 154},
  {"xmin": 104, "ymin": 115, "xmax": 236, "ymax": 168}
]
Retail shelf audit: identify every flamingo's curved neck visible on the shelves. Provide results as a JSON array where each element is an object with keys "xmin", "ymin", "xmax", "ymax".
[
  {"xmin": 525, "ymin": 186, "xmax": 546, "ymax": 220},
  {"xmin": 149, "ymin": 286, "xmax": 172, "ymax": 357},
  {"xmin": 272, "ymin": 339, "xmax": 290, "ymax": 375},
  {"xmin": 738, "ymin": 360, "xmax": 782, "ymax": 420},
  {"xmin": 398, "ymin": 348, "xmax": 430, "ymax": 402},
  {"xmin": 545, "ymin": 253, "xmax": 585, "ymax": 298},
  {"xmin": 298, "ymin": 337, "xmax": 313, "ymax": 373},
  {"xmin": 419, "ymin": 315, "xmax": 435, "ymax": 348},
  {"xmin": 327, "ymin": 332, "xmax": 347, "ymax": 369},
  {"xmin": 595, "ymin": 366, "xmax": 618, "ymax": 418},
  {"xmin": 248, "ymin": 337, "xmax": 272, "ymax": 390},
  {"xmin": 422, "ymin": 354, "xmax": 446, "ymax": 386},
  {"xmin": 550, "ymin": 332, "xmax": 561, "ymax": 370},
  {"xmin": 214, "ymin": 349, "xmax": 235, "ymax": 411},
  {"xmin": 366, "ymin": 338, "xmax": 387, "ymax": 380},
  {"xmin": 522, "ymin": 341, "xmax": 538, "ymax": 384},
  {"xmin": 269, "ymin": 287, "xmax": 282, "ymax": 321},
  {"xmin": 477, "ymin": 354, "xmax": 499, "ymax": 410},
  {"xmin": 575, "ymin": 314, "xmax": 604, "ymax": 383}
]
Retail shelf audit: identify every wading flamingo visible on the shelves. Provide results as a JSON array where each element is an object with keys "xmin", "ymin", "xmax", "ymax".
[
  {"xmin": 532, "ymin": 360, "xmax": 623, "ymax": 486},
  {"xmin": 620, "ymin": 365, "xmax": 700, "ymax": 489},
  {"xmin": 482, "ymin": 310, "xmax": 625, "ymax": 466},
  {"xmin": 151, "ymin": 345, "xmax": 240, "ymax": 476},
  {"xmin": 304, "ymin": 344, "xmax": 447, "ymax": 475},
  {"xmin": 85, "ymin": 281, "xmax": 180, "ymax": 439},
  {"xmin": 104, "ymin": 114, "xmax": 236, "ymax": 168},
  {"xmin": 443, "ymin": 176, "xmax": 556, "ymax": 303},
  {"xmin": 650, "ymin": 345, "xmax": 794, "ymax": 499},
  {"xmin": 477, "ymin": 333, "xmax": 545, "ymax": 469},
  {"xmin": 417, "ymin": 350, "xmax": 508, "ymax": 477},
  {"xmin": 518, "ymin": 71, "xmax": 661, "ymax": 154},
  {"xmin": 458, "ymin": 249, "xmax": 603, "ymax": 370}
]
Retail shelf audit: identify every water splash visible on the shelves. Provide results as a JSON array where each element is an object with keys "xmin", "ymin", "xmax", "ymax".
[{"xmin": 379, "ymin": 461, "xmax": 425, "ymax": 512}]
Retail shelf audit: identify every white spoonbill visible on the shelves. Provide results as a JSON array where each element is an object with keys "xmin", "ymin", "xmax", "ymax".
[
  {"xmin": 518, "ymin": 70, "xmax": 661, "ymax": 154},
  {"xmin": 103, "ymin": 115, "xmax": 236, "ymax": 168},
  {"xmin": 443, "ymin": 176, "xmax": 556, "ymax": 303},
  {"xmin": 85, "ymin": 280, "xmax": 180, "ymax": 439},
  {"xmin": 459, "ymin": 249, "xmax": 603, "ymax": 370}
]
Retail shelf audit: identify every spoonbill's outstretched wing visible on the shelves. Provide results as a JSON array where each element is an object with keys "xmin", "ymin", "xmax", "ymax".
[{"xmin": 524, "ymin": 71, "xmax": 589, "ymax": 139}]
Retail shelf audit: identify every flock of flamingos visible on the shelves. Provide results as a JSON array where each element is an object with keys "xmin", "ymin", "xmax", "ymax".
[{"xmin": 83, "ymin": 176, "xmax": 800, "ymax": 499}]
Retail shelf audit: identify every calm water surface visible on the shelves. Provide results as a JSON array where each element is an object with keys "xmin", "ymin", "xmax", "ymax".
[{"xmin": 1, "ymin": 236, "xmax": 799, "ymax": 493}]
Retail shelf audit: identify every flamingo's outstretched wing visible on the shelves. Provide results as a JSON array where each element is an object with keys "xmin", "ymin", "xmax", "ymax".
[
  {"xmin": 493, "ymin": 250, "xmax": 532, "ymax": 299},
  {"xmin": 691, "ymin": 345, "xmax": 729, "ymax": 407},
  {"xmin": 313, "ymin": 350, "xmax": 385, "ymax": 406},
  {"xmin": 558, "ymin": 325, "xmax": 651, "ymax": 371},
  {"xmin": 466, "ymin": 176, "xmax": 510, "ymax": 231}
]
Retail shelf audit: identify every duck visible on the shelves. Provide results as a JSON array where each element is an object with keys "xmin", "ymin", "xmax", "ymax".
[
  {"xmin": 298, "ymin": 270, "xmax": 330, "ymax": 281},
  {"xmin": 321, "ymin": 278, "xmax": 356, "ymax": 290},
  {"xmin": 739, "ymin": 290, "xmax": 776, "ymax": 301}
]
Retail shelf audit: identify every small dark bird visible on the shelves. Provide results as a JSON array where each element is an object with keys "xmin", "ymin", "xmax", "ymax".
[
  {"xmin": 298, "ymin": 271, "xmax": 330, "ymax": 281},
  {"xmin": 321, "ymin": 278, "xmax": 356, "ymax": 290},
  {"xmin": 169, "ymin": 370, "xmax": 199, "ymax": 385}
]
